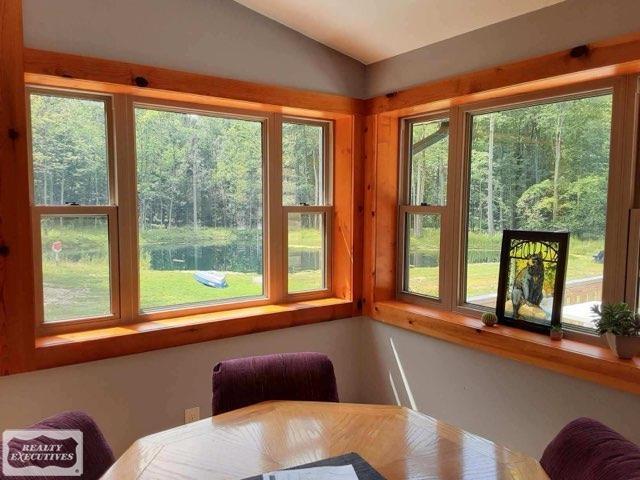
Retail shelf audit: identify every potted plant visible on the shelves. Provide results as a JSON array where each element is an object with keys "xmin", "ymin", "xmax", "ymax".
[
  {"xmin": 550, "ymin": 324, "xmax": 563, "ymax": 341},
  {"xmin": 481, "ymin": 312, "xmax": 498, "ymax": 327},
  {"xmin": 591, "ymin": 302, "xmax": 640, "ymax": 359}
]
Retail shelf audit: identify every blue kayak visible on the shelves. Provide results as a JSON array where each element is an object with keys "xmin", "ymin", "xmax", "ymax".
[{"xmin": 193, "ymin": 271, "xmax": 228, "ymax": 288}]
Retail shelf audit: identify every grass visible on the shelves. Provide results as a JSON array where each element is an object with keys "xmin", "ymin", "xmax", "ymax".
[
  {"xmin": 42, "ymin": 225, "xmax": 605, "ymax": 321},
  {"xmin": 407, "ymin": 229, "xmax": 604, "ymax": 300},
  {"xmin": 41, "ymin": 226, "xmax": 324, "ymax": 321}
]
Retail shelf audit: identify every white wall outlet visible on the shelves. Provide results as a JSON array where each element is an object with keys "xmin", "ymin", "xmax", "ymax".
[{"xmin": 184, "ymin": 406, "xmax": 200, "ymax": 424}]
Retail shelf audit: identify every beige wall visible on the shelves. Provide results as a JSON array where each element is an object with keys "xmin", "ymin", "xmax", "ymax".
[
  {"xmin": 3, "ymin": 317, "xmax": 640, "ymax": 459},
  {"xmin": 365, "ymin": 0, "xmax": 640, "ymax": 97},
  {"xmin": 22, "ymin": 0, "xmax": 366, "ymax": 98},
  {"xmin": 361, "ymin": 319, "xmax": 640, "ymax": 458},
  {"xmin": 0, "ymin": 318, "xmax": 364, "ymax": 456}
]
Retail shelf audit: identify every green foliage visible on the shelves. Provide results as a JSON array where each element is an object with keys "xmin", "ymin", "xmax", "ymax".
[
  {"xmin": 481, "ymin": 312, "xmax": 498, "ymax": 326},
  {"xmin": 468, "ymin": 94, "xmax": 612, "ymax": 239},
  {"xmin": 591, "ymin": 302, "xmax": 640, "ymax": 337}
]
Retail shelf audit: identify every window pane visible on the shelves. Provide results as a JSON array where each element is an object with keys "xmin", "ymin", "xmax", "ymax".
[
  {"xmin": 288, "ymin": 212, "xmax": 325, "ymax": 293},
  {"xmin": 465, "ymin": 94, "xmax": 613, "ymax": 330},
  {"xmin": 30, "ymin": 93, "xmax": 109, "ymax": 205},
  {"xmin": 40, "ymin": 216, "xmax": 111, "ymax": 322},
  {"xmin": 409, "ymin": 119, "xmax": 449, "ymax": 206},
  {"xmin": 283, "ymin": 122, "xmax": 324, "ymax": 205},
  {"xmin": 405, "ymin": 213, "xmax": 440, "ymax": 298},
  {"xmin": 135, "ymin": 107, "xmax": 264, "ymax": 311}
]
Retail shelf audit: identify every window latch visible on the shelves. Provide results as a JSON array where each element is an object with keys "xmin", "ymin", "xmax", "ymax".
[
  {"xmin": 420, "ymin": 202, "xmax": 430, "ymax": 207},
  {"xmin": 299, "ymin": 202, "xmax": 310, "ymax": 206},
  {"xmin": 65, "ymin": 202, "xmax": 80, "ymax": 206}
]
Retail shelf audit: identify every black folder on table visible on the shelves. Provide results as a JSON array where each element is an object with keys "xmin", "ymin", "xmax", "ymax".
[{"xmin": 243, "ymin": 452, "xmax": 386, "ymax": 480}]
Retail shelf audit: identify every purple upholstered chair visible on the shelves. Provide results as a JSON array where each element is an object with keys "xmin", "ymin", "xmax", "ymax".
[
  {"xmin": 212, "ymin": 352, "xmax": 339, "ymax": 415},
  {"xmin": 541, "ymin": 417, "xmax": 640, "ymax": 480},
  {"xmin": 0, "ymin": 411, "xmax": 114, "ymax": 480}
]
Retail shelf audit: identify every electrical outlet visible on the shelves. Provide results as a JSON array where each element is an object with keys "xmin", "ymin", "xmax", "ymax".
[{"xmin": 184, "ymin": 406, "xmax": 200, "ymax": 424}]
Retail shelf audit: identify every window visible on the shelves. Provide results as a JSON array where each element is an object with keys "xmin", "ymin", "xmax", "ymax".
[
  {"xmin": 282, "ymin": 119, "xmax": 331, "ymax": 295},
  {"xmin": 27, "ymin": 88, "xmax": 337, "ymax": 330},
  {"xmin": 134, "ymin": 106, "xmax": 265, "ymax": 311},
  {"xmin": 29, "ymin": 90, "xmax": 119, "ymax": 325},
  {"xmin": 399, "ymin": 116, "xmax": 449, "ymax": 301},
  {"xmin": 464, "ymin": 93, "xmax": 614, "ymax": 330}
]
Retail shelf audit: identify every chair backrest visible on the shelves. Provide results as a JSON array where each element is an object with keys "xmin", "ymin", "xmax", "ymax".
[
  {"xmin": 541, "ymin": 417, "xmax": 640, "ymax": 480},
  {"xmin": 212, "ymin": 352, "xmax": 339, "ymax": 415},
  {"xmin": 0, "ymin": 411, "xmax": 114, "ymax": 480}
]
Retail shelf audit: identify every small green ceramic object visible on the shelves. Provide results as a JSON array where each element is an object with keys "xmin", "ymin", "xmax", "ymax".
[
  {"xmin": 481, "ymin": 312, "xmax": 498, "ymax": 327},
  {"xmin": 550, "ymin": 325, "xmax": 563, "ymax": 341}
]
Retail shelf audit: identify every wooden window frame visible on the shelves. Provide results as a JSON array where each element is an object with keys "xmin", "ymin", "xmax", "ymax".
[
  {"xmin": 451, "ymin": 78, "xmax": 634, "ymax": 336},
  {"xmin": 397, "ymin": 111, "xmax": 455, "ymax": 308},
  {"xmin": 365, "ymin": 73, "xmax": 640, "ymax": 395},
  {"xmin": 25, "ymin": 87, "xmax": 341, "ymax": 333},
  {"xmin": 1, "ymin": 4, "xmax": 362, "ymax": 374},
  {"xmin": 128, "ymin": 97, "xmax": 273, "ymax": 320},
  {"xmin": 393, "ymin": 77, "xmax": 637, "ymax": 340},
  {"xmin": 26, "ymin": 88, "xmax": 122, "ymax": 335},
  {"xmin": 282, "ymin": 117, "xmax": 334, "ymax": 301}
]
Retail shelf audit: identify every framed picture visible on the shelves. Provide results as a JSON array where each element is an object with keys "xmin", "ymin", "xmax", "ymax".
[{"xmin": 495, "ymin": 230, "xmax": 570, "ymax": 333}]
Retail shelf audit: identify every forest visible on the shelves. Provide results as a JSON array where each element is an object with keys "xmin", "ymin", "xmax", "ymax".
[
  {"xmin": 31, "ymin": 91, "xmax": 613, "ymax": 327},
  {"xmin": 407, "ymin": 93, "xmax": 613, "ymax": 327},
  {"xmin": 31, "ymin": 93, "xmax": 323, "ymax": 321}
]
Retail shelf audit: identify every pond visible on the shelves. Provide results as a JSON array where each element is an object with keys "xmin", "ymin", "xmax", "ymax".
[
  {"xmin": 409, "ymin": 249, "xmax": 500, "ymax": 267},
  {"xmin": 143, "ymin": 243, "xmax": 321, "ymax": 273}
]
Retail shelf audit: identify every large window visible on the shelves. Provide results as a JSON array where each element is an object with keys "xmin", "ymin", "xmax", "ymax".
[
  {"xmin": 399, "ymin": 116, "xmax": 449, "ymax": 301},
  {"xmin": 464, "ymin": 93, "xmax": 613, "ymax": 330},
  {"xmin": 396, "ymin": 82, "xmax": 634, "ymax": 336},
  {"xmin": 27, "ymin": 89, "xmax": 335, "ymax": 329},
  {"xmin": 29, "ymin": 91, "xmax": 119, "ymax": 325},
  {"xmin": 282, "ymin": 119, "xmax": 331, "ymax": 295},
  {"xmin": 134, "ymin": 106, "xmax": 265, "ymax": 311}
]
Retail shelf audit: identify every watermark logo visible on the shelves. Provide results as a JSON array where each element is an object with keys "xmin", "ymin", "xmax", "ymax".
[{"xmin": 2, "ymin": 430, "xmax": 83, "ymax": 477}]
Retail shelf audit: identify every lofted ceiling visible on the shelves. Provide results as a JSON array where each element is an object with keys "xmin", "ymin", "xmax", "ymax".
[{"xmin": 234, "ymin": 0, "xmax": 564, "ymax": 64}]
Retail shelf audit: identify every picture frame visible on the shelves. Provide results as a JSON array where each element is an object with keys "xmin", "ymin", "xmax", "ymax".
[{"xmin": 495, "ymin": 230, "xmax": 570, "ymax": 333}]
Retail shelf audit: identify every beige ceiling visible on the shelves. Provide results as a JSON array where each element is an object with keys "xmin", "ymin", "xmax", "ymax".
[{"xmin": 234, "ymin": 0, "xmax": 564, "ymax": 64}]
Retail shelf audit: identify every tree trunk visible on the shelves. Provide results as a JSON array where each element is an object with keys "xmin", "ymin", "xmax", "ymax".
[
  {"xmin": 189, "ymin": 136, "xmax": 198, "ymax": 231},
  {"xmin": 487, "ymin": 114, "xmax": 495, "ymax": 234},
  {"xmin": 553, "ymin": 109, "xmax": 565, "ymax": 222}
]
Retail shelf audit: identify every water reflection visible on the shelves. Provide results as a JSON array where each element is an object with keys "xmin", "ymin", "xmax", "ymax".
[{"xmin": 143, "ymin": 243, "xmax": 320, "ymax": 273}]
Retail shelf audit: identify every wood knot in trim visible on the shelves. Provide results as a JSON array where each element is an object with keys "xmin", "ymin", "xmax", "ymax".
[
  {"xmin": 569, "ymin": 45, "xmax": 589, "ymax": 58},
  {"xmin": 134, "ymin": 76, "xmax": 149, "ymax": 87}
]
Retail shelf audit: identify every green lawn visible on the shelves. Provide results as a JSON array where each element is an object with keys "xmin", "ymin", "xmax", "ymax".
[
  {"xmin": 41, "ymin": 226, "xmax": 604, "ymax": 322},
  {"xmin": 41, "ymin": 226, "xmax": 324, "ymax": 321},
  {"xmin": 407, "ymin": 229, "xmax": 604, "ymax": 300}
]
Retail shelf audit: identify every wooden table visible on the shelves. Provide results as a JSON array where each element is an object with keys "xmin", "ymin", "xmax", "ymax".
[{"xmin": 104, "ymin": 401, "xmax": 548, "ymax": 479}]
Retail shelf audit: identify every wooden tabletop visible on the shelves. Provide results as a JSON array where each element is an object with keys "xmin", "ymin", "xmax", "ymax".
[{"xmin": 104, "ymin": 401, "xmax": 549, "ymax": 479}]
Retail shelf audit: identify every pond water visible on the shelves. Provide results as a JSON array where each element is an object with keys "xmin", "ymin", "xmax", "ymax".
[
  {"xmin": 409, "ymin": 249, "xmax": 500, "ymax": 267},
  {"xmin": 143, "ymin": 243, "xmax": 321, "ymax": 273}
]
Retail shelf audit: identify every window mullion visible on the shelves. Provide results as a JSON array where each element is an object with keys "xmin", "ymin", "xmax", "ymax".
[
  {"xmin": 113, "ymin": 94, "xmax": 138, "ymax": 322},
  {"xmin": 268, "ymin": 113, "xmax": 285, "ymax": 304}
]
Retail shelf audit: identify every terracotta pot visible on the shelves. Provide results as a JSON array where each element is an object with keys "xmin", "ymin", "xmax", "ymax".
[{"xmin": 604, "ymin": 332, "xmax": 640, "ymax": 359}]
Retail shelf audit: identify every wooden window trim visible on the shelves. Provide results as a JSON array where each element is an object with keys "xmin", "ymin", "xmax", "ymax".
[
  {"xmin": 25, "ymin": 86, "xmax": 355, "ymax": 332},
  {"xmin": 129, "ymin": 97, "xmax": 273, "ymax": 319},
  {"xmin": 390, "ymin": 78, "xmax": 637, "ymax": 333},
  {"xmin": 397, "ymin": 112, "xmax": 453, "ymax": 308},
  {"xmin": 451, "ymin": 78, "xmax": 631, "ymax": 330},
  {"xmin": 371, "ymin": 299, "xmax": 640, "ymax": 396},
  {"xmin": 26, "ymin": 88, "xmax": 122, "ymax": 335},
  {"xmin": 35, "ymin": 297, "xmax": 354, "ymax": 371},
  {"xmin": 1, "ymin": 74, "xmax": 361, "ymax": 372},
  {"xmin": 282, "ymin": 117, "xmax": 334, "ymax": 300},
  {"xmin": 364, "ymin": 74, "xmax": 640, "ymax": 391},
  {"xmin": 8, "ymin": 21, "xmax": 640, "ymax": 378}
]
